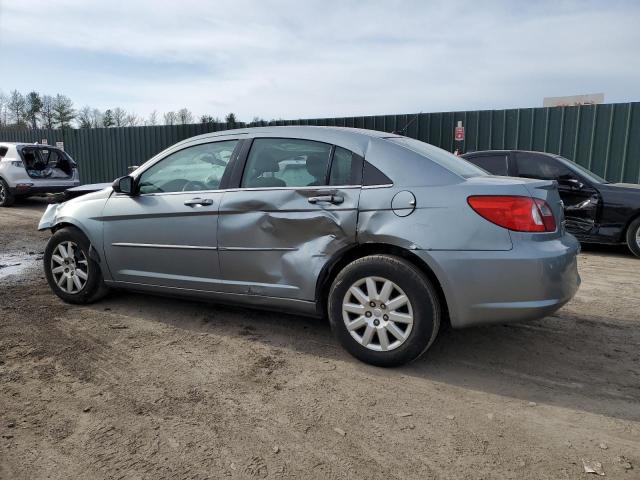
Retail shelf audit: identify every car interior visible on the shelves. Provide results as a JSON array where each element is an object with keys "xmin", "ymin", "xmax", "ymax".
[
  {"xmin": 243, "ymin": 145, "xmax": 332, "ymax": 188},
  {"xmin": 20, "ymin": 147, "xmax": 75, "ymax": 179}
]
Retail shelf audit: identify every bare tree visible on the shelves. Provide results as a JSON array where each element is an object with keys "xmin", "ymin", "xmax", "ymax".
[
  {"xmin": 52, "ymin": 94, "xmax": 75, "ymax": 129},
  {"xmin": 77, "ymin": 106, "xmax": 93, "ymax": 128},
  {"xmin": 0, "ymin": 92, "xmax": 8, "ymax": 126},
  {"xmin": 177, "ymin": 108, "xmax": 193, "ymax": 125},
  {"xmin": 148, "ymin": 110, "xmax": 158, "ymax": 126},
  {"xmin": 125, "ymin": 113, "xmax": 140, "ymax": 126},
  {"xmin": 112, "ymin": 107, "xmax": 127, "ymax": 127},
  {"xmin": 163, "ymin": 111, "xmax": 177, "ymax": 125},
  {"xmin": 251, "ymin": 116, "xmax": 267, "ymax": 127},
  {"xmin": 8, "ymin": 90, "xmax": 26, "ymax": 125},
  {"xmin": 40, "ymin": 95, "xmax": 56, "ymax": 129},
  {"xmin": 90, "ymin": 108, "xmax": 103, "ymax": 128}
]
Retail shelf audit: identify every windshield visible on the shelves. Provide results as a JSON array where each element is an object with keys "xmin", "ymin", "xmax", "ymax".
[
  {"xmin": 387, "ymin": 137, "xmax": 487, "ymax": 178},
  {"xmin": 556, "ymin": 156, "xmax": 608, "ymax": 184}
]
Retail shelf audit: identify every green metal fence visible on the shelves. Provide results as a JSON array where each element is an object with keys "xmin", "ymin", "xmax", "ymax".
[{"xmin": 1, "ymin": 102, "xmax": 639, "ymax": 184}]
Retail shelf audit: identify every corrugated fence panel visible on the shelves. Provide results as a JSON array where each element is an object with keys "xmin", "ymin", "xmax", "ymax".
[{"xmin": 1, "ymin": 102, "xmax": 639, "ymax": 184}]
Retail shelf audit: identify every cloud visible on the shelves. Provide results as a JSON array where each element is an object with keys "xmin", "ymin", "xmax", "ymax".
[{"xmin": 1, "ymin": 0, "xmax": 639, "ymax": 120}]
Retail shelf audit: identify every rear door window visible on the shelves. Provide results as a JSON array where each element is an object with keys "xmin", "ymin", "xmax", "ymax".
[
  {"xmin": 466, "ymin": 154, "xmax": 509, "ymax": 176},
  {"xmin": 515, "ymin": 152, "xmax": 573, "ymax": 180},
  {"xmin": 241, "ymin": 138, "xmax": 333, "ymax": 188}
]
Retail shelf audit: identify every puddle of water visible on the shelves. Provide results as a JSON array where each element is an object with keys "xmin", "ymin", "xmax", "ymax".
[{"xmin": 0, "ymin": 252, "xmax": 40, "ymax": 280}]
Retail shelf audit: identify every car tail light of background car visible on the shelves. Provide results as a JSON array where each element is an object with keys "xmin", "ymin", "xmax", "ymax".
[{"xmin": 467, "ymin": 195, "xmax": 557, "ymax": 232}]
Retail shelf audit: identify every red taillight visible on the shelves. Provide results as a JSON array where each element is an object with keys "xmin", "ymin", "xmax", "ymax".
[{"xmin": 467, "ymin": 196, "xmax": 556, "ymax": 232}]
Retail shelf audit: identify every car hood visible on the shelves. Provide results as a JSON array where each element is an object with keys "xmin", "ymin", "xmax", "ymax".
[
  {"xmin": 38, "ymin": 187, "xmax": 113, "ymax": 231},
  {"xmin": 64, "ymin": 185, "xmax": 113, "ymax": 204}
]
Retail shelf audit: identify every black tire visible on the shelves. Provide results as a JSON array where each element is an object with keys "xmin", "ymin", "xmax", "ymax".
[
  {"xmin": 0, "ymin": 178, "xmax": 15, "ymax": 207},
  {"xmin": 44, "ymin": 227, "xmax": 109, "ymax": 304},
  {"xmin": 626, "ymin": 217, "xmax": 640, "ymax": 258},
  {"xmin": 328, "ymin": 254, "xmax": 441, "ymax": 367}
]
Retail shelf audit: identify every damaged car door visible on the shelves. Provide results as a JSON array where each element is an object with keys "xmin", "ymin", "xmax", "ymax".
[
  {"xmin": 102, "ymin": 139, "xmax": 239, "ymax": 291},
  {"xmin": 218, "ymin": 137, "xmax": 362, "ymax": 300},
  {"xmin": 514, "ymin": 151, "xmax": 599, "ymax": 234}
]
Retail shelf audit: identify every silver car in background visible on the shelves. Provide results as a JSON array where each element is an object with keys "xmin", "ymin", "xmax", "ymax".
[
  {"xmin": 38, "ymin": 127, "xmax": 580, "ymax": 366},
  {"xmin": 0, "ymin": 142, "xmax": 80, "ymax": 206}
]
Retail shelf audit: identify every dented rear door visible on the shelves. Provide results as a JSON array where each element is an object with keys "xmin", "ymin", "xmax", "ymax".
[{"xmin": 217, "ymin": 185, "xmax": 360, "ymax": 300}]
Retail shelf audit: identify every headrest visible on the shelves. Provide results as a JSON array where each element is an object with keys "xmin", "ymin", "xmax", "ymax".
[
  {"xmin": 252, "ymin": 150, "xmax": 281, "ymax": 175},
  {"xmin": 306, "ymin": 153, "xmax": 327, "ymax": 178}
]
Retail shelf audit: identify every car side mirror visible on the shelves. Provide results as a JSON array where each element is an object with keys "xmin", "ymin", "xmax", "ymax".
[
  {"xmin": 558, "ymin": 177, "xmax": 584, "ymax": 190},
  {"xmin": 112, "ymin": 175, "xmax": 135, "ymax": 195}
]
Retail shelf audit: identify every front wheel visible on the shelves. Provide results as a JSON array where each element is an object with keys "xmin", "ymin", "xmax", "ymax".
[
  {"xmin": 0, "ymin": 179, "xmax": 15, "ymax": 207},
  {"xmin": 328, "ymin": 255, "xmax": 441, "ymax": 367},
  {"xmin": 44, "ymin": 227, "xmax": 109, "ymax": 304},
  {"xmin": 626, "ymin": 217, "xmax": 640, "ymax": 258}
]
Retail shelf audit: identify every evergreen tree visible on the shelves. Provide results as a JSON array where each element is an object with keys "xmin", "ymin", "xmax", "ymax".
[
  {"xmin": 25, "ymin": 92, "xmax": 43, "ymax": 129},
  {"xmin": 102, "ymin": 109, "xmax": 115, "ymax": 127},
  {"xmin": 40, "ymin": 95, "xmax": 56, "ymax": 129},
  {"xmin": 52, "ymin": 94, "xmax": 75, "ymax": 129},
  {"xmin": 225, "ymin": 112, "xmax": 237, "ymax": 128}
]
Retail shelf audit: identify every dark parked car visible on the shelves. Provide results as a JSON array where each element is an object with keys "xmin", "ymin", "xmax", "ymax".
[{"xmin": 462, "ymin": 150, "xmax": 640, "ymax": 257}]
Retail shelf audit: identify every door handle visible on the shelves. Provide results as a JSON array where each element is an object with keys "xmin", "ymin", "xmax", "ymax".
[
  {"xmin": 308, "ymin": 195, "xmax": 344, "ymax": 205},
  {"xmin": 184, "ymin": 198, "xmax": 214, "ymax": 207}
]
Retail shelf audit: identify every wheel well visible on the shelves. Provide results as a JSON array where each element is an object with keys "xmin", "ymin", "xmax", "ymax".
[
  {"xmin": 51, "ymin": 222, "xmax": 78, "ymax": 234},
  {"xmin": 316, "ymin": 243, "xmax": 450, "ymax": 327}
]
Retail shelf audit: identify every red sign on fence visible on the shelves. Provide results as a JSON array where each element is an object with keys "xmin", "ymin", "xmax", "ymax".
[{"xmin": 454, "ymin": 126, "xmax": 465, "ymax": 142}]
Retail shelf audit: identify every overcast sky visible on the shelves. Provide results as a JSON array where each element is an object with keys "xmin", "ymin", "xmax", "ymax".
[{"xmin": 1, "ymin": 0, "xmax": 639, "ymax": 121}]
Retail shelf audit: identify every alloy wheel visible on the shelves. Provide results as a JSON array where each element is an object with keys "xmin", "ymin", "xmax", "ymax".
[
  {"xmin": 50, "ymin": 241, "xmax": 89, "ymax": 294},
  {"xmin": 342, "ymin": 276, "xmax": 414, "ymax": 352},
  {"xmin": 0, "ymin": 183, "xmax": 5, "ymax": 203}
]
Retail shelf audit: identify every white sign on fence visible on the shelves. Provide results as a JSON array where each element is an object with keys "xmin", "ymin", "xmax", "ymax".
[{"xmin": 55, "ymin": 141, "xmax": 64, "ymax": 151}]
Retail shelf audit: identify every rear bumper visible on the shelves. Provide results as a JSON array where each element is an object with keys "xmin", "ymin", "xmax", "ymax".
[
  {"xmin": 415, "ymin": 234, "xmax": 581, "ymax": 328},
  {"xmin": 9, "ymin": 183, "xmax": 80, "ymax": 195}
]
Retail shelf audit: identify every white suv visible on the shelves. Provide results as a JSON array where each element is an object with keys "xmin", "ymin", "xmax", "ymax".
[{"xmin": 0, "ymin": 142, "xmax": 80, "ymax": 207}]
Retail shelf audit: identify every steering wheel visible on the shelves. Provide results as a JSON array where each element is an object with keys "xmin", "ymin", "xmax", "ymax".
[{"xmin": 181, "ymin": 180, "xmax": 208, "ymax": 192}]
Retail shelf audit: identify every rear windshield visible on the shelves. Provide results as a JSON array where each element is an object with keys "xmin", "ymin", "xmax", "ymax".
[{"xmin": 387, "ymin": 137, "xmax": 487, "ymax": 178}]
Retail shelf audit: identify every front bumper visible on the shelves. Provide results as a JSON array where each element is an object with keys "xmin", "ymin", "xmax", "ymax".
[{"xmin": 415, "ymin": 234, "xmax": 581, "ymax": 328}]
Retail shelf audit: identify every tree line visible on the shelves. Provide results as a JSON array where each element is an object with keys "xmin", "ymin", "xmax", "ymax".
[{"xmin": 0, "ymin": 89, "xmax": 269, "ymax": 130}]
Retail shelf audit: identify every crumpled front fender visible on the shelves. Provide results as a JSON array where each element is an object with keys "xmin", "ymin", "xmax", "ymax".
[{"xmin": 38, "ymin": 203, "xmax": 61, "ymax": 231}]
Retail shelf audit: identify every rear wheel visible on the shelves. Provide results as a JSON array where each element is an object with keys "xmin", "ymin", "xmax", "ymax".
[
  {"xmin": 328, "ymin": 255, "xmax": 440, "ymax": 367},
  {"xmin": 626, "ymin": 217, "xmax": 640, "ymax": 258},
  {"xmin": 44, "ymin": 227, "xmax": 109, "ymax": 304},
  {"xmin": 0, "ymin": 179, "xmax": 15, "ymax": 207}
]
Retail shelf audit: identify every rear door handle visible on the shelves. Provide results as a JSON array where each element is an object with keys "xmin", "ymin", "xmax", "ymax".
[
  {"xmin": 184, "ymin": 198, "xmax": 214, "ymax": 207},
  {"xmin": 308, "ymin": 195, "xmax": 344, "ymax": 205}
]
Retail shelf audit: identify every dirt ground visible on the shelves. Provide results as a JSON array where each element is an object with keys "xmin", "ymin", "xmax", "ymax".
[{"xmin": 0, "ymin": 199, "xmax": 638, "ymax": 480}]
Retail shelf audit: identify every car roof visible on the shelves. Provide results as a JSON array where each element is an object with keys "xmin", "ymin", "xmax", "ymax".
[
  {"xmin": 172, "ymin": 126, "xmax": 402, "ymax": 156},
  {"xmin": 462, "ymin": 149, "xmax": 557, "ymax": 157},
  {"xmin": 191, "ymin": 126, "xmax": 397, "ymax": 140}
]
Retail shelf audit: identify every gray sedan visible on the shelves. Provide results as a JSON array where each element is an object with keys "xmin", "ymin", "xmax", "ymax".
[{"xmin": 38, "ymin": 127, "xmax": 580, "ymax": 366}]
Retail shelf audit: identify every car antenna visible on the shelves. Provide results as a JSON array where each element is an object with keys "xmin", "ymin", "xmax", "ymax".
[{"xmin": 393, "ymin": 112, "xmax": 421, "ymax": 136}]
